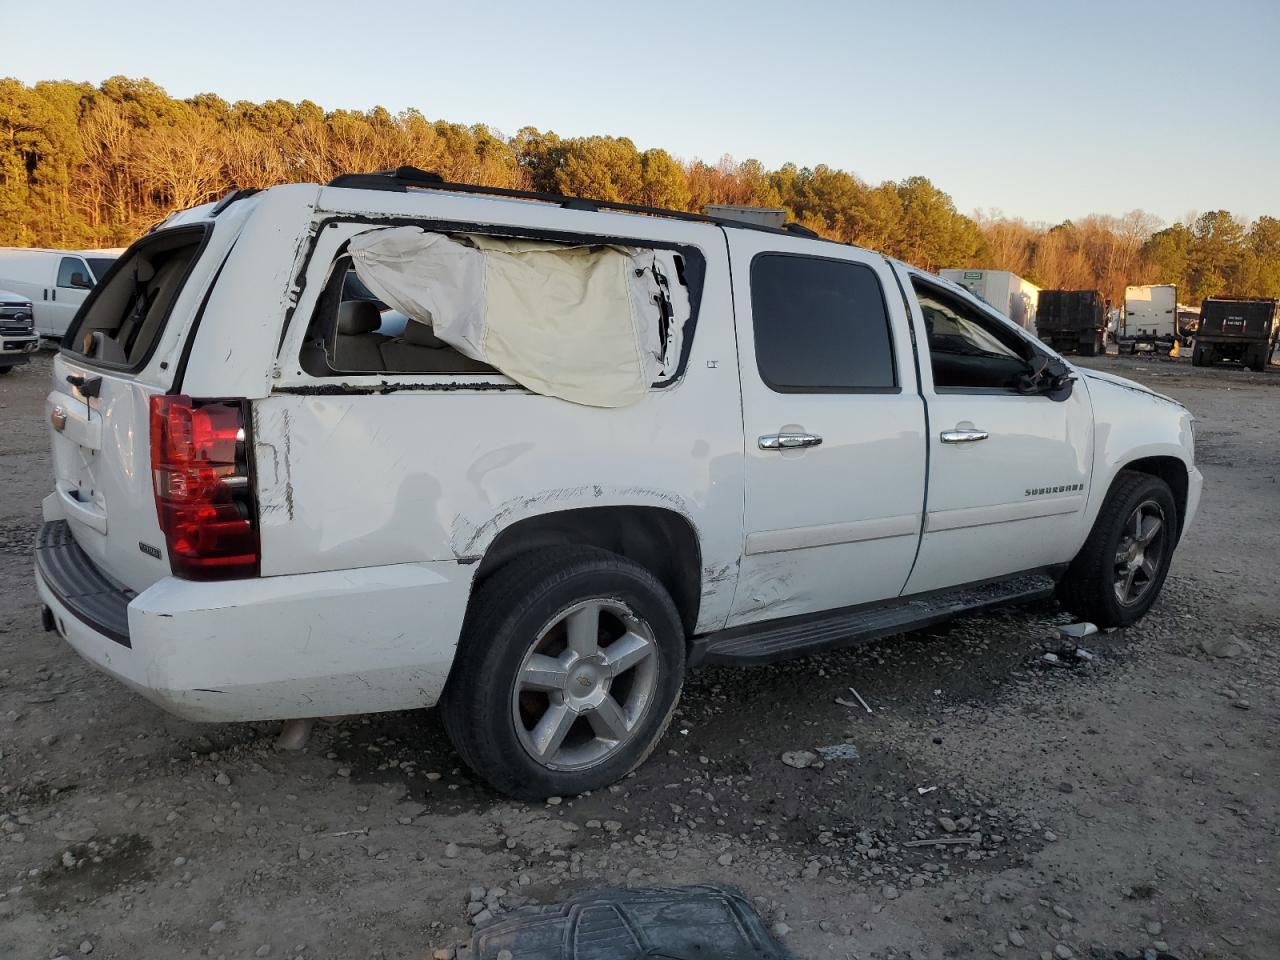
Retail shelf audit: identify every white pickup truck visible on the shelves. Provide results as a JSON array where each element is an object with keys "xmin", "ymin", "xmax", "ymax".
[
  {"xmin": 34, "ymin": 169, "xmax": 1201, "ymax": 799},
  {"xmin": 0, "ymin": 288, "xmax": 38, "ymax": 373}
]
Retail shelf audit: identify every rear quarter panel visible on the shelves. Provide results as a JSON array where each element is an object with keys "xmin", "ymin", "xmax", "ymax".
[{"xmin": 255, "ymin": 198, "xmax": 745, "ymax": 634}]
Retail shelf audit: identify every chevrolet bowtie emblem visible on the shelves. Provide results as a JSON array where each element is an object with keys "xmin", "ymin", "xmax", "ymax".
[{"xmin": 51, "ymin": 406, "xmax": 67, "ymax": 432}]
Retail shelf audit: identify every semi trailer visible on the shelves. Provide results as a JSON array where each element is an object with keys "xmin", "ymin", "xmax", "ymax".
[{"xmin": 938, "ymin": 269, "xmax": 1039, "ymax": 332}]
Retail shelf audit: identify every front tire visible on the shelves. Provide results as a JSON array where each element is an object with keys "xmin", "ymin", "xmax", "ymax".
[
  {"xmin": 440, "ymin": 546, "xmax": 686, "ymax": 800},
  {"xmin": 1057, "ymin": 471, "xmax": 1178, "ymax": 628}
]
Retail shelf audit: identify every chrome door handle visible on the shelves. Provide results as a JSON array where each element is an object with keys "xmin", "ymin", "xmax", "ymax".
[
  {"xmin": 940, "ymin": 428, "xmax": 989, "ymax": 443},
  {"xmin": 759, "ymin": 433, "xmax": 823, "ymax": 450}
]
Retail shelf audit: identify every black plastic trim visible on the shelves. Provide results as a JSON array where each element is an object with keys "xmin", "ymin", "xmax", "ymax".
[
  {"xmin": 34, "ymin": 520, "xmax": 134, "ymax": 647},
  {"xmin": 689, "ymin": 567, "xmax": 1064, "ymax": 667},
  {"xmin": 210, "ymin": 188, "xmax": 260, "ymax": 217},
  {"xmin": 171, "ymin": 238, "xmax": 239, "ymax": 394},
  {"xmin": 324, "ymin": 166, "xmax": 815, "ymax": 239}
]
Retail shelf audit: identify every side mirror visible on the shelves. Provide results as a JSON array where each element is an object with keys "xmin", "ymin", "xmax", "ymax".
[
  {"xmin": 70, "ymin": 272, "xmax": 92, "ymax": 289},
  {"xmin": 1017, "ymin": 354, "xmax": 1074, "ymax": 396}
]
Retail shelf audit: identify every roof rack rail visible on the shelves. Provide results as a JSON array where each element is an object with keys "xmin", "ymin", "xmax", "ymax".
[{"xmin": 324, "ymin": 166, "xmax": 821, "ymax": 239}]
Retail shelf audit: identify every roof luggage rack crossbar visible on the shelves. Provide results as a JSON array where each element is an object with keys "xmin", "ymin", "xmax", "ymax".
[{"xmin": 325, "ymin": 166, "xmax": 820, "ymax": 238}]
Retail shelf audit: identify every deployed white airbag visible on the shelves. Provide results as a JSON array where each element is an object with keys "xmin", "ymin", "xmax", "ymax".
[{"xmin": 348, "ymin": 227, "xmax": 668, "ymax": 407}]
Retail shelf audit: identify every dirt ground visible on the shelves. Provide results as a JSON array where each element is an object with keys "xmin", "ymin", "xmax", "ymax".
[{"xmin": 1, "ymin": 351, "xmax": 1276, "ymax": 960}]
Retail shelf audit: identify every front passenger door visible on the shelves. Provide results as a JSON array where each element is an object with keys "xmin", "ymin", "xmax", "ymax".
[{"xmin": 899, "ymin": 267, "xmax": 1094, "ymax": 595}]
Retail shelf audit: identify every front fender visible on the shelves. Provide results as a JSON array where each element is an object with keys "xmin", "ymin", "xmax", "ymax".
[{"xmin": 1078, "ymin": 374, "xmax": 1197, "ymax": 544}]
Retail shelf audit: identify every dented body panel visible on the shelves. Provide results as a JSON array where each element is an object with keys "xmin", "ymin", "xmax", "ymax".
[{"xmin": 34, "ymin": 177, "xmax": 1202, "ymax": 725}]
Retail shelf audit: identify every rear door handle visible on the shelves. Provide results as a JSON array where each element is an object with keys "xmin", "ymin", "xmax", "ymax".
[
  {"xmin": 940, "ymin": 428, "xmax": 989, "ymax": 443},
  {"xmin": 759, "ymin": 433, "xmax": 823, "ymax": 450}
]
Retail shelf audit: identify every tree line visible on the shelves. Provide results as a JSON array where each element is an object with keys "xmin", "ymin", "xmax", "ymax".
[{"xmin": 2, "ymin": 77, "xmax": 1276, "ymax": 305}]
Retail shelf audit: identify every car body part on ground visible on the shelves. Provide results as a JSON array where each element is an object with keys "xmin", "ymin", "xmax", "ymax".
[{"xmin": 468, "ymin": 885, "xmax": 790, "ymax": 960}]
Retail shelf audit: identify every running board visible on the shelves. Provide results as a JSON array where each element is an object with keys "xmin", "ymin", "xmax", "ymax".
[{"xmin": 691, "ymin": 573, "xmax": 1058, "ymax": 667}]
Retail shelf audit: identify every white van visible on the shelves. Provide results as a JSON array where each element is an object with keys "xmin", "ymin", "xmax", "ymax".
[
  {"xmin": 34, "ymin": 169, "xmax": 1201, "ymax": 799},
  {"xmin": 0, "ymin": 248, "xmax": 122, "ymax": 339}
]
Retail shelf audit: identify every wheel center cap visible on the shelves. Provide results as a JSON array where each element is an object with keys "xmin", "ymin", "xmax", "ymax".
[{"xmin": 564, "ymin": 657, "xmax": 608, "ymax": 708}]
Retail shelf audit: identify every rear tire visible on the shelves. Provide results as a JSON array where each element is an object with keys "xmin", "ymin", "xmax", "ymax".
[
  {"xmin": 440, "ymin": 546, "xmax": 686, "ymax": 800},
  {"xmin": 1191, "ymin": 345, "xmax": 1205, "ymax": 367},
  {"xmin": 1057, "ymin": 471, "xmax": 1178, "ymax": 628}
]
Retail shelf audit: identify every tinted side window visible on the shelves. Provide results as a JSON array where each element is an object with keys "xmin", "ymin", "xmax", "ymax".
[
  {"xmin": 57, "ymin": 257, "xmax": 89, "ymax": 289},
  {"xmin": 751, "ymin": 254, "xmax": 896, "ymax": 392}
]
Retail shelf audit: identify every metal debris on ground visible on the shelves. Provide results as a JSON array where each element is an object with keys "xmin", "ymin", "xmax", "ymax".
[
  {"xmin": 1057, "ymin": 621, "xmax": 1099, "ymax": 640},
  {"xmin": 815, "ymin": 742, "xmax": 860, "ymax": 761},
  {"xmin": 847, "ymin": 685, "xmax": 874, "ymax": 713},
  {"xmin": 916, "ymin": 785, "xmax": 938, "ymax": 795},
  {"xmin": 1040, "ymin": 646, "xmax": 1099, "ymax": 668},
  {"xmin": 469, "ymin": 885, "xmax": 790, "ymax": 959}
]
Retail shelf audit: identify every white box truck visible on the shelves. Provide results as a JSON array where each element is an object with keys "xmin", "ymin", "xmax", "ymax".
[
  {"xmin": 1118, "ymin": 284, "xmax": 1177, "ymax": 354},
  {"xmin": 938, "ymin": 269, "xmax": 1039, "ymax": 332}
]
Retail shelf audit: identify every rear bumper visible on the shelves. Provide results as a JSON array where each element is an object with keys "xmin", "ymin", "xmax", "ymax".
[{"xmin": 35, "ymin": 521, "xmax": 474, "ymax": 722}]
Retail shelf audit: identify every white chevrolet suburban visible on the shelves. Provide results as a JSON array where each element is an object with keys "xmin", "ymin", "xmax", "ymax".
[{"xmin": 34, "ymin": 168, "xmax": 1202, "ymax": 799}]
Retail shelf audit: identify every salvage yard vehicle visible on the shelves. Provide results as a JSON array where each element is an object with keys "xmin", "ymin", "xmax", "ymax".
[
  {"xmin": 33, "ymin": 168, "xmax": 1202, "ymax": 799},
  {"xmin": 0, "ymin": 288, "xmax": 38, "ymax": 373},
  {"xmin": 1192, "ymin": 296, "xmax": 1278, "ymax": 370},
  {"xmin": 937, "ymin": 268, "xmax": 1039, "ymax": 332},
  {"xmin": 1117, "ymin": 284, "xmax": 1178, "ymax": 354},
  {"xmin": 1035, "ymin": 289, "xmax": 1106, "ymax": 356},
  {"xmin": 0, "ymin": 247, "xmax": 121, "ymax": 340}
]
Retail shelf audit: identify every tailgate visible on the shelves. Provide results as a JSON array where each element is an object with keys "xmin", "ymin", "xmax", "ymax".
[{"xmin": 47, "ymin": 355, "xmax": 170, "ymax": 592}]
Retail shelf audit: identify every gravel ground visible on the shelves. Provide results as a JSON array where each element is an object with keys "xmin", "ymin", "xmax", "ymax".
[{"xmin": 0, "ymin": 351, "xmax": 1276, "ymax": 960}]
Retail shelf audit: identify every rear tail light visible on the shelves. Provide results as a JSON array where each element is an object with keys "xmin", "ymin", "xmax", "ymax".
[{"xmin": 149, "ymin": 394, "xmax": 259, "ymax": 580}]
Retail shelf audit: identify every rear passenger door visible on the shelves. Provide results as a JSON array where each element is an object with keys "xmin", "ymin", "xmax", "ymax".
[{"xmin": 725, "ymin": 232, "xmax": 926, "ymax": 628}]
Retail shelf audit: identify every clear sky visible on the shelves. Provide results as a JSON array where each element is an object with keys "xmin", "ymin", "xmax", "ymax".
[{"xmin": 5, "ymin": 0, "xmax": 1278, "ymax": 226}]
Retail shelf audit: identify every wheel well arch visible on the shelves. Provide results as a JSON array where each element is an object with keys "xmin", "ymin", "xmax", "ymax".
[
  {"xmin": 1119, "ymin": 455, "xmax": 1189, "ymax": 541},
  {"xmin": 473, "ymin": 506, "xmax": 703, "ymax": 635}
]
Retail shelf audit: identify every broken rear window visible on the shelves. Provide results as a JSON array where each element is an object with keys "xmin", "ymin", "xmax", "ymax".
[{"xmin": 300, "ymin": 228, "xmax": 691, "ymax": 409}]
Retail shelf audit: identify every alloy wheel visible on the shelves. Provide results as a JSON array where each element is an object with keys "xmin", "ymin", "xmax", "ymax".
[
  {"xmin": 1114, "ymin": 499, "xmax": 1167, "ymax": 606},
  {"xmin": 511, "ymin": 598, "xmax": 659, "ymax": 771}
]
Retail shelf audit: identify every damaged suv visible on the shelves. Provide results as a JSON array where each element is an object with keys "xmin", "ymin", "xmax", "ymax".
[{"xmin": 35, "ymin": 168, "xmax": 1201, "ymax": 799}]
